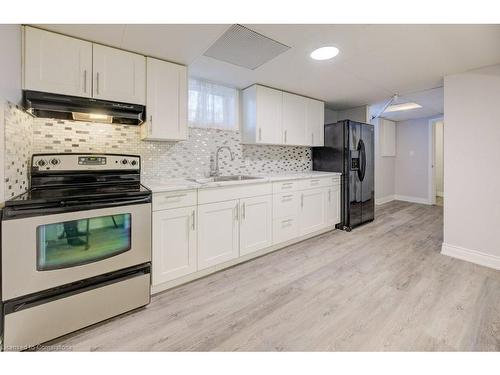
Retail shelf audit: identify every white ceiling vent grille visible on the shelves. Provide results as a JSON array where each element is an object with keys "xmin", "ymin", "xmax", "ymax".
[{"xmin": 203, "ymin": 24, "xmax": 291, "ymax": 70}]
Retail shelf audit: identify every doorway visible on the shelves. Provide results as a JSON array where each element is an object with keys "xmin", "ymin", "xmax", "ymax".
[{"xmin": 428, "ymin": 117, "xmax": 444, "ymax": 206}]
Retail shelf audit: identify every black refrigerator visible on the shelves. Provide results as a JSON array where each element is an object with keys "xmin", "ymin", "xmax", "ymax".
[{"xmin": 312, "ymin": 120, "xmax": 375, "ymax": 231}]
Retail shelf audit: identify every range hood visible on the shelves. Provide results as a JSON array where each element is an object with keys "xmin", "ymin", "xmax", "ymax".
[{"xmin": 23, "ymin": 91, "xmax": 145, "ymax": 125}]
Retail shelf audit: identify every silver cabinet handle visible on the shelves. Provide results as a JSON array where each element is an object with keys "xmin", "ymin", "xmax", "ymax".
[
  {"xmin": 96, "ymin": 72, "xmax": 100, "ymax": 95},
  {"xmin": 282, "ymin": 219, "xmax": 293, "ymax": 224},
  {"xmin": 242, "ymin": 202, "xmax": 246, "ymax": 220},
  {"xmin": 311, "ymin": 179, "xmax": 320, "ymax": 185},
  {"xmin": 235, "ymin": 203, "xmax": 239, "ymax": 221},
  {"xmin": 83, "ymin": 70, "xmax": 87, "ymax": 93},
  {"xmin": 301, "ymin": 193, "xmax": 304, "ymax": 209},
  {"xmin": 284, "ymin": 130, "xmax": 288, "ymax": 144},
  {"xmin": 150, "ymin": 115, "xmax": 153, "ymax": 124},
  {"xmin": 164, "ymin": 194, "xmax": 187, "ymax": 200},
  {"xmin": 191, "ymin": 210, "xmax": 195, "ymax": 230},
  {"xmin": 258, "ymin": 128, "xmax": 262, "ymax": 141},
  {"xmin": 282, "ymin": 194, "xmax": 293, "ymax": 199}
]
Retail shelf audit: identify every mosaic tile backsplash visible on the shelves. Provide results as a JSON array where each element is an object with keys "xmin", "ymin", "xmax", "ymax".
[
  {"xmin": 4, "ymin": 105, "xmax": 312, "ymax": 198},
  {"xmin": 4, "ymin": 103, "xmax": 33, "ymax": 199}
]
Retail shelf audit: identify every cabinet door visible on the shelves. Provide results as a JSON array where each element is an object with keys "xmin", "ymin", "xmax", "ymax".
[
  {"xmin": 24, "ymin": 27, "xmax": 92, "ymax": 98},
  {"xmin": 198, "ymin": 200, "xmax": 239, "ymax": 270},
  {"xmin": 256, "ymin": 85, "xmax": 283, "ymax": 144},
  {"xmin": 326, "ymin": 186, "xmax": 341, "ymax": 226},
  {"xmin": 93, "ymin": 44, "xmax": 146, "ymax": 105},
  {"xmin": 282, "ymin": 92, "xmax": 307, "ymax": 146},
  {"xmin": 143, "ymin": 58, "xmax": 187, "ymax": 141},
  {"xmin": 299, "ymin": 188, "xmax": 328, "ymax": 235},
  {"xmin": 152, "ymin": 206, "xmax": 197, "ymax": 285},
  {"xmin": 240, "ymin": 195, "xmax": 273, "ymax": 256},
  {"xmin": 306, "ymin": 98, "xmax": 325, "ymax": 146}
]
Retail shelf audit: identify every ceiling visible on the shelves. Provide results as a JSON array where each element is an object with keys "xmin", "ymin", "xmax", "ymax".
[
  {"xmin": 369, "ymin": 87, "xmax": 444, "ymax": 122},
  {"xmin": 35, "ymin": 24, "xmax": 500, "ymax": 110}
]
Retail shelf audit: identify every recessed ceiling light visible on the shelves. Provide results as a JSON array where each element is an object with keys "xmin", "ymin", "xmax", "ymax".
[
  {"xmin": 384, "ymin": 102, "xmax": 422, "ymax": 113},
  {"xmin": 310, "ymin": 46, "xmax": 339, "ymax": 61}
]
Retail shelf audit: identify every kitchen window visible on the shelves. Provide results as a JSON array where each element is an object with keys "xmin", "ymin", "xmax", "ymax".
[{"xmin": 188, "ymin": 78, "xmax": 239, "ymax": 131}]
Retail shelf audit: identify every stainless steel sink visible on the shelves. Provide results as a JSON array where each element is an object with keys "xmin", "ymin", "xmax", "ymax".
[{"xmin": 188, "ymin": 175, "xmax": 263, "ymax": 184}]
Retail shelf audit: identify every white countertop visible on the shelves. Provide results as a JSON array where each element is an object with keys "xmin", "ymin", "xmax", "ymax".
[{"xmin": 143, "ymin": 171, "xmax": 341, "ymax": 193}]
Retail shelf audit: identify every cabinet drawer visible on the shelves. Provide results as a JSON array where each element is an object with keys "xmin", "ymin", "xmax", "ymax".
[
  {"xmin": 273, "ymin": 191, "xmax": 299, "ymax": 218},
  {"xmin": 273, "ymin": 216, "xmax": 299, "ymax": 244},
  {"xmin": 272, "ymin": 180, "xmax": 299, "ymax": 193},
  {"xmin": 298, "ymin": 177, "xmax": 334, "ymax": 190},
  {"xmin": 153, "ymin": 190, "xmax": 197, "ymax": 211}
]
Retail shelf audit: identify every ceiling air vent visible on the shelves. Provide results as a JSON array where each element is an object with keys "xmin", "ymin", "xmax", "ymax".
[{"xmin": 203, "ymin": 24, "xmax": 291, "ymax": 70}]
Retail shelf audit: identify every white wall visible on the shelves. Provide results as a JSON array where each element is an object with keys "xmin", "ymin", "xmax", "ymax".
[
  {"xmin": 0, "ymin": 25, "xmax": 22, "ymax": 105},
  {"xmin": 337, "ymin": 105, "xmax": 368, "ymax": 123},
  {"xmin": 372, "ymin": 118, "xmax": 396, "ymax": 203},
  {"xmin": 442, "ymin": 64, "xmax": 500, "ymax": 267},
  {"xmin": 434, "ymin": 120, "xmax": 444, "ymax": 196},
  {"xmin": 324, "ymin": 108, "xmax": 338, "ymax": 124}
]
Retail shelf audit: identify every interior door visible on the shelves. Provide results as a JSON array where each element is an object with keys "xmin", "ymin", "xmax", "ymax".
[
  {"xmin": 348, "ymin": 122, "xmax": 363, "ymax": 228},
  {"xmin": 24, "ymin": 26, "xmax": 92, "ymax": 98},
  {"xmin": 239, "ymin": 195, "xmax": 273, "ymax": 256},
  {"xmin": 93, "ymin": 44, "xmax": 146, "ymax": 105},
  {"xmin": 360, "ymin": 124, "xmax": 375, "ymax": 222}
]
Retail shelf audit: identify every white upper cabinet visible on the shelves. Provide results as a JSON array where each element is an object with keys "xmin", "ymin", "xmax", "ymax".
[
  {"xmin": 306, "ymin": 98, "xmax": 325, "ymax": 146},
  {"xmin": 23, "ymin": 27, "xmax": 92, "ymax": 98},
  {"xmin": 241, "ymin": 85, "xmax": 325, "ymax": 147},
  {"xmin": 141, "ymin": 57, "xmax": 188, "ymax": 141},
  {"xmin": 282, "ymin": 92, "xmax": 308, "ymax": 146},
  {"xmin": 241, "ymin": 85, "xmax": 283, "ymax": 145},
  {"xmin": 92, "ymin": 44, "xmax": 146, "ymax": 105}
]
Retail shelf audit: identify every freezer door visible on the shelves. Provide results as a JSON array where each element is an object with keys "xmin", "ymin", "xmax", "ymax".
[
  {"xmin": 348, "ymin": 122, "xmax": 362, "ymax": 228},
  {"xmin": 360, "ymin": 124, "xmax": 375, "ymax": 223}
]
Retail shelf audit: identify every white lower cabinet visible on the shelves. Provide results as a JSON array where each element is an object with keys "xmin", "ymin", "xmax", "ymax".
[
  {"xmin": 239, "ymin": 195, "xmax": 273, "ymax": 256},
  {"xmin": 197, "ymin": 200, "xmax": 240, "ymax": 270},
  {"xmin": 152, "ymin": 206, "xmax": 197, "ymax": 285},
  {"xmin": 273, "ymin": 216, "xmax": 299, "ymax": 244},
  {"xmin": 299, "ymin": 188, "xmax": 328, "ymax": 236},
  {"xmin": 327, "ymin": 186, "xmax": 341, "ymax": 226}
]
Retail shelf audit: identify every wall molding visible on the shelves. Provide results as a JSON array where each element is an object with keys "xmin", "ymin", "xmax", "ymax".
[
  {"xmin": 394, "ymin": 194, "xmax": 431, "ymax": 205},
  {"xmin": 375, "ymin": 195, "xmax": 395, "ymax": 205},
  {"xmin": 441, "ymin": 242, "xmax": 500, "ymax": 270}
]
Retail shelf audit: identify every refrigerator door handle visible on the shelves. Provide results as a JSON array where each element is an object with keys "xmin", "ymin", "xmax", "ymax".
[{"xmin": 357, "ymin": 139, "xmax": 367, "ymax": 182}]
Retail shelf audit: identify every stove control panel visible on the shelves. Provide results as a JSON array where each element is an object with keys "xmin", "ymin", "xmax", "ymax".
[{"xmin": 32, "ymin": 154, "xmax": 141, "ymax": 172}]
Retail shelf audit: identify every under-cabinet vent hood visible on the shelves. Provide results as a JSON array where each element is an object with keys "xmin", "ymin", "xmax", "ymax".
[{"xmin": 23, "ymin": 91, "xmax": 145, "ymax": 125}]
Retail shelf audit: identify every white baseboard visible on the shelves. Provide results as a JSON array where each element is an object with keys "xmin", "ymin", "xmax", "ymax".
[
  {"xmin": 375, "ymin": 195, "xmax": 395, "ymax": 205},
  {"xmin": 394, "ymin": 194, "xmax": 431, "ymax": 205},
  {"xmin": 441, "ymin": 243, "xmax": 500, "ymax": 270}
]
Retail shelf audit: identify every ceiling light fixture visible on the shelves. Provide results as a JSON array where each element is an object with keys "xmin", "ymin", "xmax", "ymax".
[
  {"xmin": 310, "ymin": 46, "xmax": 339, "ymax": 61},
  {"xmin": 384, "ymin": 102, "xmax": 422, "ymax": 113}
]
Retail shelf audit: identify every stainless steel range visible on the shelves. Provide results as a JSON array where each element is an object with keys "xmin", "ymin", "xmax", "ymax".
[{"xmin": 1, "ymin": 153, "xmax": 152, "ymax": 351}]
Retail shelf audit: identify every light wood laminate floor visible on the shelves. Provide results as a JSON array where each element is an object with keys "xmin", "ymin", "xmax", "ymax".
[{"xmin": 45, "ymin": 200, "xmax": 500, "ymax": 351}]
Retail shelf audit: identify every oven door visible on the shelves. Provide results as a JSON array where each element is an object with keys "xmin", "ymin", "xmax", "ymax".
[{"xmin": 2, "ymin": 203, "xmax": 151, "ymax": 300}]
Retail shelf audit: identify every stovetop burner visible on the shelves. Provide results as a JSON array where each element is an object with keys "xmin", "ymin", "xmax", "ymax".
[{"xmin": 3, "ymin": 153, "xmax": 151, "ymax": 219}]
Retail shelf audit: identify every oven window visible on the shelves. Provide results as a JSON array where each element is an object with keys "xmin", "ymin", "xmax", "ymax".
[{"xmin": 36, "ymin": 213, "xmax": 132, "ymax": 271}]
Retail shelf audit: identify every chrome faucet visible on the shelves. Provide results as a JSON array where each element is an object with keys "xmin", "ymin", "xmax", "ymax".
[{"xmin": 211, "ymin": 146, "xmax": 235, "ymax": 177}]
